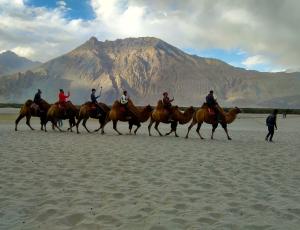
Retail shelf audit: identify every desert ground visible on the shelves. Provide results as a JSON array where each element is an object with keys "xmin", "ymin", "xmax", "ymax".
[{"xmin": 0, "ymin": 108, "xmax": 300, "ymax": 230}]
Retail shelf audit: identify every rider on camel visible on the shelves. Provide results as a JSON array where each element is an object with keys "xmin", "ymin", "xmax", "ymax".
[
  {"xmin": 163, "ymin": 92, "xmax": 174, "ymax": 121},
  {"xmin": 91, "ymin": 88, "xmax": 104, "ymax": 117},
  {"xmin": 33, "ymin": 89, "xmax": 43, "ymax": 113},
  {"xmin": 206, "ymin": 90, "xmax": 223, "ymax": 122},
  {"xmin": 120, "ymin": 90, "xmax": 131, "ymax": 119},
  {"xmin": 58, "ymin": 89, "xmax": 70, "ymax": 115}
]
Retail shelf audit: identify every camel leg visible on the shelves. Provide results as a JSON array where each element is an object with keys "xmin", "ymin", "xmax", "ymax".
[
  {"xmin": 67, "ymin": 117, "xmax": 76, "ymax": 132},
  {"xmin": 15, "ymin": 114, "xmax": 25, "ymax": 131},
  {"xmin": 96, "ymin": 116, "xmax": 108, "ymax": 134},
  {"xmin": 113, "ymin": 120, "xmax": 122, "ymax": 135},
  {"xmin": 133, "ymin": 123, "xmax": 141, "ymax": 135},
  {"xmin": 196, "ymin": 122, "xmax": 204, "ymax": 139},
  {"xmin": 99, "ymin": 119, "xmax": 106, "ymax": 135},
  {"xmin": 185, "ymin": 120, "xmax": 197, "ymax": 139},
  {"xmin": 211, "ymin": 123, "xmax": 218, "ymax": 139},
  {"xmin": 44, "ymin": 120, "xmax": 48, "ymax": 132},
  {"xmin": 172, "ymin": 122, "xmax": 179, "ymax": 137},
  {"xmin": 26, "ymin": 115, "xmax": 34, "ymax": 130},
  {"xmin": 154, "ymin": 121, "xmax": 163, "ymax": 136},
  {"xmin": 52, "ymin": 119, "xmax": 63, "ymax": 132},
  {"xmin": 129, "ymin": 121, "xmax": 133, "ymax": 134},
  {"xmin": 40, "ymin": 118, "xmax": 44, "ymax": 131},
  {"xmin": 76, "ymin": 117, "xmax": 82, "ymax": 134},
  {"xmin": 165, "ymin": 129, "xmax": 173, "ymax": 136},
  {"xmin": 148, "ymin": 119, "xmax": 154, "ymax": 136},
  {"xmin": 82, "ymin": 118, "xmax": 90, "ymax": 133},
  {"xmin": 221, "ymin": 123, "xmax": 232, "ymax": 140}
]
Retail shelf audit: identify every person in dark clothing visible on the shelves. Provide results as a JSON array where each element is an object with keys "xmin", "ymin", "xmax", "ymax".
[
  {"xmin": 162, "ymin": 92, "xmax": 174, "ymax": 111},
  {"xmin": 265, "ymin": 109, "xmax": 278, "ymax": 142},
  {"xmin": 206, "ymin": 90, "xmax": 217, "ymax": 107},
  {"xmin": 162, "ymin": 92, "xmax": 174, "ymax": 121},
  {"xmin": 34, "ymin": 89, "xmax": 42, "ymax": 104},
  {"xmin": 91, "ymin": 88, "xmax": 103, "ymax": 117},
  {"xmin": 205, "ymin": 90, "xmax": 223, "ymax": 121},
  {"xmin": 33, "ymin": 89, "xmax": 43, "ymax": 113}
]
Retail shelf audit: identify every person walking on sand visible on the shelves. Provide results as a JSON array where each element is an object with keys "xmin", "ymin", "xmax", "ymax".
[{"xmin": 265, "ymin": 109, "xmax": 278, "ymax": 142}]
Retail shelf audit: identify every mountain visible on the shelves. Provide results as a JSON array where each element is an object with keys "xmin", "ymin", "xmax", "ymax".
[
  {"xmin": 0, "ymin": 51, "xmax": 41, "ymax": 77},
  {"xmin": 0, "ymin": 37, "xmax": 299, "ymax": 108}
]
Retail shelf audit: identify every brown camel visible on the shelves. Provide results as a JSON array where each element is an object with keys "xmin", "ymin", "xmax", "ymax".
[
  {"xmin": 148, "ymin": 100, "xmax": 195, "ymax": 137},
  {"xmin": 185, "ymin": 104, "xmax": 241, "ymax": 140},
  {"xmin": 45, "ymin": 101, "xmax": 79, "ymax": 132},
  {"xmin": 15, "ymin": 99, "xmax": 51, "ymax": 131},
  {"xmin": 76, "ymin": 102, "xmax": 110, "ymax": 134},
  {"xmin": 102, "ymin": 99, "xmax": 153, "ymax": 135}
]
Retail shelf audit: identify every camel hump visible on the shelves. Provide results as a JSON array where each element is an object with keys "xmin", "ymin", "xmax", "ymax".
[
  {"xmin": 111, "ymin": 100, "xmax": 121, "ymax": 108},
  {"xmin": 156, "ymin": 100, "xmax": 164, "ymax": 109},
  {"xmin": 98, "ymin": 103, "xmax": 110, "ymax": 112},
  {"xmin": 83, "ymin": 101, "xmax": 92, "ymax": 106},
  {"xmin": 25, "ymin": 99, "xmax": 33, "ymax": 107}
]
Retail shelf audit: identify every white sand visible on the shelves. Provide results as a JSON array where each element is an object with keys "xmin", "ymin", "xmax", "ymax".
[{"xmin": 0, "ymin": 109, "xmax": 300, "ymax": 229}]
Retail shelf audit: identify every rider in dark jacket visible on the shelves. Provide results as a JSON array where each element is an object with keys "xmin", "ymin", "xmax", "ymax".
[
  {"xmin": 33, "ymin": 89, "xmax": 43, "ymax": 112},
  {"xmin": 91, "ymin": 88, "xmax": 103, "ymax": 117}
]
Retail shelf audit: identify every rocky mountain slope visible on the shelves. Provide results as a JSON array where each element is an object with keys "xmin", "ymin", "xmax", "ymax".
[
  {"xmin": 0, "ymin": 51, "xmax": 41, "ymax": 77},
  {"xmin": 0, "ymin": 37, "xmax": 299, "ymax": 108}
]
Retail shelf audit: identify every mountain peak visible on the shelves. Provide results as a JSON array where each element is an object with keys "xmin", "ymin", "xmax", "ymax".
[{"xmin": 0, "ymin": 50, "xmax": 18, "ymax": 57}]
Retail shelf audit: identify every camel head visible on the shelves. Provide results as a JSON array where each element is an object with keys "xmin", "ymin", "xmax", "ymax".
[
  {"xmin": 146, "ymin": 105, "xmax": 154, "ymax": 112},
  {"xmin": 234, "ymin": 107, "xmax": 242, "ymax": 113}
]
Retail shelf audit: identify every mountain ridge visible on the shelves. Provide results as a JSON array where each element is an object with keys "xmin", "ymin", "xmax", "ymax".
[
  {"xmin": 0, "ymin": 37, "xmax": 299, "ymax": 108},
  {"xmin": 0, "ymin": 51, "xmax": 41, "ymax": 77}
]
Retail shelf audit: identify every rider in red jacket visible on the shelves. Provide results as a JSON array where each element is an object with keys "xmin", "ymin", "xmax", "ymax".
[{"xmin": 59, "ymin": 89, "xmax": 70, "ymax": 103}]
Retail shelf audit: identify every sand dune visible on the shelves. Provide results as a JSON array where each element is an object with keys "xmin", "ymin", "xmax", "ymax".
[{"xmin": 0, "ymin": 109, "xmax": 300, "ymax": 229}]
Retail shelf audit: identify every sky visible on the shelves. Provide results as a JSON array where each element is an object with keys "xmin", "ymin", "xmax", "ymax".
[{"xmin": 0, "ymin": 0, "xmax": 299, "ymax": 72}]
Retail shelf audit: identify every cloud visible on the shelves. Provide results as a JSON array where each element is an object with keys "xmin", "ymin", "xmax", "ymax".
[
  {"xmin": 11, "ymin": 46, "xmax": 35, "ymax": 58},
  {"xmin": 0, "ymin": 0, "xmax": 299, "ymax": 71},
  {"xmin": 242, "ymin": 55, "xmax": 269, "ymax": 69}
]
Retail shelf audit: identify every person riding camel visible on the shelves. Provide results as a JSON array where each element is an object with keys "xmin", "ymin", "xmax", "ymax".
[
  {"xmin": 163, "ymin": 92, "xmax": 174, "ymax": 121},
  {"xmin": 205, "ymin": 90, "xmax": 223, "ymax": 122},
  {"xmin": 120, "ymin": 90, "xmax": 131, "ymax": 119},
  {"xmin": 91, "ymin": 88, "xmax": 104, "ymax": 117},
  {"xmin": 58, "ymin": 89, "xmax": 70, "ymax": 115},
  {"xmin": 33, "ymin": 89, "xmax": 43, "ymax": 113}
]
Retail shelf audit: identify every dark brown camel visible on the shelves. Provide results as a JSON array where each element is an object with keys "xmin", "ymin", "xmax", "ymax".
[
  {"xmin": 45, "ymin": 101, "xmax": 79, "ymax": 132},
  {"xmin": 76, "ymin": 102, "xmax": 110, "ymax": 134},
  {"xmin": 15, "ymin": 99, "xmax": 51, "ymax": 131}
]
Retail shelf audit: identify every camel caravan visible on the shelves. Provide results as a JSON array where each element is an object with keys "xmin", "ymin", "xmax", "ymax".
[{"xmin": 15, "ymin": 88, "xmax": 241, "ymax": 140}]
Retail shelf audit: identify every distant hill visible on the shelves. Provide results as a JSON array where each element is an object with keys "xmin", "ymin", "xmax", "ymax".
[
  {"xmin": 0, "ymin": 51, "xmax": 41, "ymax": 76},
  {"xmin": 0, "ymin": 37, "xmax": 299, "ymax": 108}
]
